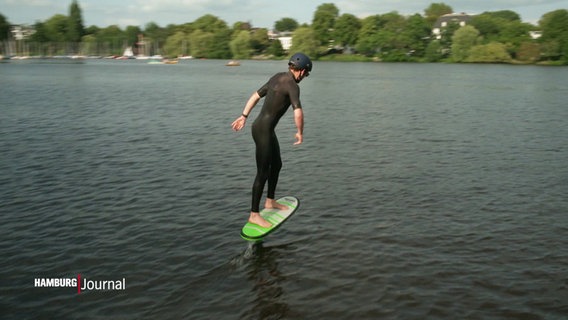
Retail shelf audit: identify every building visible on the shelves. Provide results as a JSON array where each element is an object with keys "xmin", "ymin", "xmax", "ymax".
[
  {"xmin": 432, "ymin": 13, "xmax": 473, "ymax": 40},
  {"xmin": 10, "ymin": 24, "xmax": 36, "ymax": 41},
  {"xmin": 529, "ymin": 31, "xmax": 542, "ymax": 40},
  {"xmin": 268, "ymin": 30, "xmax": 293, "ymax": 51}
]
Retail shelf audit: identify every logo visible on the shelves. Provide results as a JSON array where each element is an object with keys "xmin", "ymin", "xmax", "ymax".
[{"xmin": 34, "ymin": 275, "xmax": 126, "ymax": 294}]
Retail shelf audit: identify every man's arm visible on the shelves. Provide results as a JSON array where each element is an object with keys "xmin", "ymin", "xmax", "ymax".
[
  {"xmin": 294, "ymin": 107, "xmax": 304, "ymax": 145},
  {"xmin": 231, "ymin": 91, "xmax": 261, "ymax": 131}
]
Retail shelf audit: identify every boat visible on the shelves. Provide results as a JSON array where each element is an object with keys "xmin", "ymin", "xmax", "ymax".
[
  {"xmin": 147, "ymin": 59, "xmax": 179, "ymax": 65},
  {"xmin": 226, "ymin": 60, "xmax": 241, "ymax": 66},
  {"xmin": 116, "ymin": 47, "xmax": 135, "ymax": 59}
]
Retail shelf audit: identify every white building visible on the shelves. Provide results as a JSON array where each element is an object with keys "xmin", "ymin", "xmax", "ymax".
[
  {"xmin": 432, "ymin": 13, "xmax": 473, "ymax": 40},
  {"xmin": 268, "ymin": 30, "xmax": 293, "ymax": 51}
]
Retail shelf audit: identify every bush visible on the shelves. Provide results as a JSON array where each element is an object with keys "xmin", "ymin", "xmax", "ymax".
[{"xmin": 466, "ymin": 42, "xmax": 511, "ymax": 63}]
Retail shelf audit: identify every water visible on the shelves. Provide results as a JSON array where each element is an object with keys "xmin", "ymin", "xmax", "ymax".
[{"xmin": 1, "ymin": 59, "xmax": 567, "ymax": 319}]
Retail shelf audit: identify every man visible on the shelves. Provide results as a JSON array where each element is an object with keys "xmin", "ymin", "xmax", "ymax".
[{"xmin": 231, "ymin": 53, "xmax": 312, "ymax": 228}]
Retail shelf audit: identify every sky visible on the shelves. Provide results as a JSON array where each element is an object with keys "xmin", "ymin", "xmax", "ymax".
[{"xmin": 1, "ymin": 0, "xmax": 568, "ymax": 29}]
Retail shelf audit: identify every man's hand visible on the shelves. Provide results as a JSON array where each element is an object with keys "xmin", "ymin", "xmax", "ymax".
[
  {"xmin": 294, "ymin": 132, "xmax": 303, "ymax": 145},
  {"xmin": 231, "ymin": 116, "xmax": 246, "ymax": 131}
]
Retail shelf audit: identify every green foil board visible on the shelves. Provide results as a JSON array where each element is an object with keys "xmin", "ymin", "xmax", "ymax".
[{"xmin": 240, "ymin": 196, "xmax": 299, "ymax": 241}]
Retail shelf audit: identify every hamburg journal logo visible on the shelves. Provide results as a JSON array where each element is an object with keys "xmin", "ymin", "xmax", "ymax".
[{"xmin": 34, "ymin": 275, "xmax": 126, "ymax": 294}]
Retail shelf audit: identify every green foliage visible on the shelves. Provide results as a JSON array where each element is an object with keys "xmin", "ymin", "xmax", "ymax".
[
  {"xmin": 230, "ymin": 30, "xmax": 252, "ymax": 59},
  {"xmin": 0, "ymin": 13, "xmax": 11, "ymax": 41},
  {"xmin": 4, "ymin": 1, "xmax": 568, "ymax": 64},
  {"xmin": 333, "ymin": 14, "xmax": 361, "ymax": 47},
  {"xmin": 539, "ymin": 9, "xmax": 568, "ymax": 61},
  {"xmin": 209, "ymin": 29, "xmax": 231, "ymax": 59},
  {"xmin": 193, "ymin": 14, "xmax": 228, "ymax": 34},
  {"xmin": 404, "ymin": 14, "xmax": 432, "ymax": 56},
  {"xmin": 80, "ymin": 34, "xmax": 97, "ymax": 54},
  {"xmin": 30, "ymin": 22, "xmax": 50, "ymax": 43},
  {"xmin": 438, "ymin": 21, "xmax": 461, "ymax": 51},
  {"xmin": 424, "ymin": 2, "xmax": 453, "ymax": 26},
  {"xmin": 517, "ymin": 42, "xmax": 541, "ymax": 62},
  {"xmin": 164, "ymin": 31, "xmax": 190, "ymax": 57},
  {"xmin": 486, "ymin": 10, "xmax": 521, "ymax": 22},
  {"xmin": 249, "ymin": 28, "xmax": 270, "ymax": 55},
  {"xmin": 451, "ymin": 25, "xmax": 480, "ymax": 62},
  {"xmin": 354, "ymin": 12, "xmax": 430, "ymax": 61},
  {"xmin": 274, "ymin": 18, "xmax": 299, "ymax": 32},
  {"xmin": 312, "ymin": 3, "xmax": 339, "ymax": 46},
  {"xmin": 318, "ymin": 54, "xmax": 372, "ymax": 62},
  {"xmin": 356, "ymin": 15, "xmax": 381, "ymax": 56},
  {"xmin": 125, "ymin": 26, "xmax": 141, "ymax": 46},
  {"xmin": 471, "ymin": 13, "xmax": 530, "ymax": 43},
  {"xmin": 190, "ymin": 29, "xmax": 214, "ymax": 58},
  {"xmin": 466, "ymin": 42, "xmax": 511, "ymax": 62},
  {"xmin": 425, "ymin": 40, "xmax": 443, "ymax": 62},
  {"xmin": 267, "ymin": 39, "xmax": 285, "ymax": 57},
  {"xmin": 96, "ymin": 25, "xmax": 127, "ymax": 55},
  {"xmin": 290, "ymin": 27, "xmax": 319, "ymax": 58},
  {"xmin": 67, "ymin": 0, "xmax": 84, "ymax": 43},
  {"xmin": 45, "ymin": 14, "xmax": 69, "ymax": 43},
  {"xmin": 375, "ymin": 11, "xmax": 407, "ymax": 55}
]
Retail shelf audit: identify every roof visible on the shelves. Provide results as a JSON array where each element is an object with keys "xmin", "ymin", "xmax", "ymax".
[{"xmin": 433, "ymin": 13, "xmax": 473, "ymax": 28}]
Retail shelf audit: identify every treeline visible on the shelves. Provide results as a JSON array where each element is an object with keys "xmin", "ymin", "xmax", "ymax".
[{"xmin": 1, "ymin": 1, "xmax": 568, "ymax": 64}]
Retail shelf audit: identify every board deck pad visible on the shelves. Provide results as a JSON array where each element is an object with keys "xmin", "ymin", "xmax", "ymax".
[{"xmin": 240, "ymin": 196, "xmax": 299, "ymax": 241}]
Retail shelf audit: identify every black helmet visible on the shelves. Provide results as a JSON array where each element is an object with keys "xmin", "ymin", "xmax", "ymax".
[{"xmin": 288, "ymin": 52, "xmax": 312, "ymax": 72}]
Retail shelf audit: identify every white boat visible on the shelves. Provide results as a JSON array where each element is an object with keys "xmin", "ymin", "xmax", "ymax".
[
  {"xmin": 116, "ymin": 47, "xmax": 135, "ymax": 59},
  {"xmin": 226, "ymin": 60, "xmax": 241, "ymax": 66}
]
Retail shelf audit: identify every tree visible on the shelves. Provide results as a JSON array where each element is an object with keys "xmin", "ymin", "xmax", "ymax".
[
  {"xmin": 439, "ymin": 21, "xmax": 460, "ymax": 53},
  {"xmin": 190, "ymin": 29, "xmax": 214, "ymax": 58},
  {"xmin": 451, "ymin": 25, "xmax": 480, "ymax": 62},
  {"xmin": 267, "ymin": 39, "xmax": 285, "ymax": 57},
  {"xmin": 96, "ymin": 25, "xmax": 126, "ymax": 55},
  {"xmin": 189, "ymin": 14, "xmax": 231, "ymax": 59},
  {"xmin": 230, "ymin": 30, "xmax": 251, "ymax": 59},
  {"xmin": 30, "ymin": 22, "xmax": 50, "ymax": 43},
  {"xmin": 0, "ymin": 13, "xmax": 10, "ymax": 41},
  {"xmin": 164, "ymin": 31, "xmax": 190, "ymax": 57},
  {"xmin": 487, "ymin": 10, "xmax": 521, "ymax": 22},
  {"xmin": 403, "ymin": 14, "xmax": 432, "ymax": 57},
  {"xmin": 356, "ymin": 15, "xmax": 381, "ymax": 56},
  {"xmin": 517, "ymin": 42, "xmax": 541, "ymax": 62},
  {"xmin": 193, "ymin": 14, "xmax": 229, "ymax": 34},
  {"xmin": 67, "ymin": 0, "xmax": 84, "ymax": 43},
  {"xmin": 539, "ymin": 9, "xmax": 568, "ymax": 61},
  {"xmin": 290, "ymin": 27, "xmax": 319, "ymax": 58},
  {"xmin": 425, "ymin": 40, "xmax": 443, "ymax": 61},
  {"xmin": 45, "ymin": 14, "xmax": 69, "ymax": 43},
  {"xmin": 375, "ymin": 12, "xmax": 408, "ymax": 60},
  {"xmin": 250, "ymin": 28, "xmax": 270, "ymax": 55},
  {"xmin": 467, "ymin": 42, "xmax": 511, "ymax": 63},
  {"xmin": 125, "ymin": 25, "xmax": 142, "ymax": 47},
  {"xmin": 209, "ymin": 29, "xmax": 232, "ymax": 59},
  {"xmin": 84, "ymin": 25, "xmax": 100, "ymax": 36},
  {"xmin": 425, "ymin": 2, "xmax": 453, "ymax": 26},
  {"xmin": 470, "ymin": 11, "xmax": 531, "ymax": 58},
  {"xmin": 274, "ymin": 18, "xmax": 299, "ymax": 32},
  {"xmin": 470, "ymin": 14, "xmax": 502, "ymax": 41},
  {"xmin": 333, "ymin": 14, "xmax": 361, "ymax": 47},
  {"xmin": 312, "ymin": 3, "xmax": 339, "ymax": 46}
]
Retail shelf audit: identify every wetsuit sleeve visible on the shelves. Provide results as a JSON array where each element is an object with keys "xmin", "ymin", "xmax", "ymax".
[
  {"xmin": 289, "ymin": 84, "xmax": 302, "ymax": 110},
  {"xmin": 257, "ymin": 82, "xmax": 269, "ymax": 98}
]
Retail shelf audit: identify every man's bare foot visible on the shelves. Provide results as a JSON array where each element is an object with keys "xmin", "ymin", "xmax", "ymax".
[
  {"xmin": 265, "ymin": 198, "xmax": 289, "ymax": 211},
  {"xmin": 249, "ymin": 212, "xmax": 272, "ymax": 228}
]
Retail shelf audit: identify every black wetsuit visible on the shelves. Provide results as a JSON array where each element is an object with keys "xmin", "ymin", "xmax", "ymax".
[{"xmin": 251, "ymin": 71, "xmax": 302, "ymax": 213}]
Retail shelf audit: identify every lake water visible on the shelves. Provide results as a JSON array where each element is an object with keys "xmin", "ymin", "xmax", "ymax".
[{"xmin": 1, "ymin": 59, "xmax": 567, "ymax": 319}]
